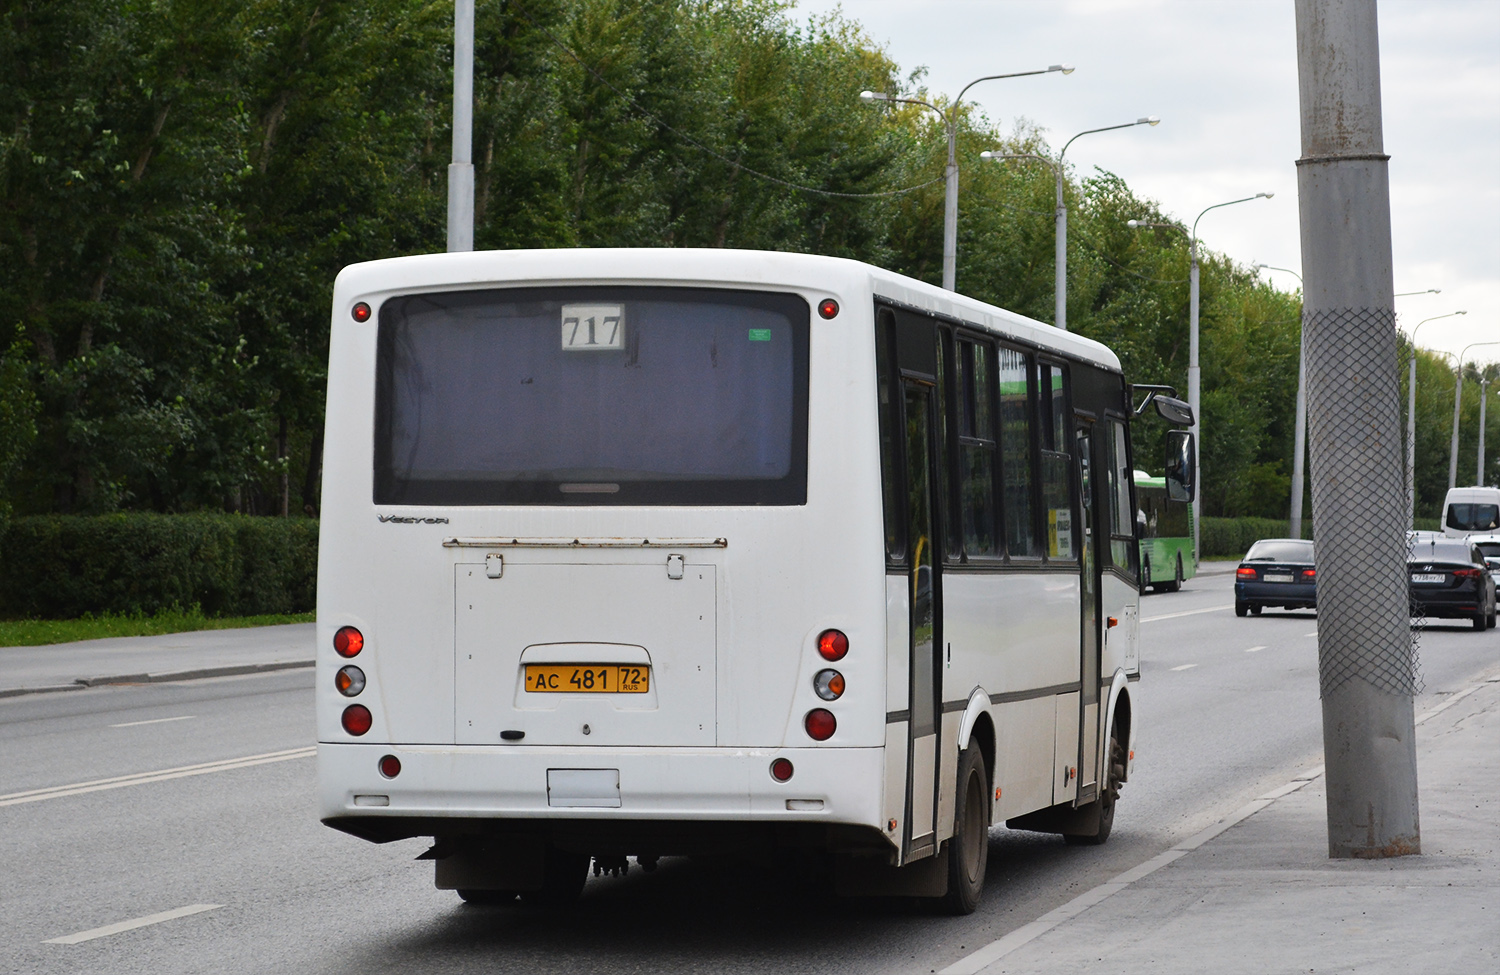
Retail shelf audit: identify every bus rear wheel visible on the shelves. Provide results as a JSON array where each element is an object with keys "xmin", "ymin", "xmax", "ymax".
[
  {"xmin": 940, "ymin": 741, "xmax": 990, "ymax": 915},
  {"xmin": 518, "ymin": 847, "xmax": 590, "ymax": 907}
]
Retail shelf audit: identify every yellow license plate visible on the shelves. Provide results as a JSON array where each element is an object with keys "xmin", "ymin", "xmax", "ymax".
[{"xmin": 524, "ymin": 664, "xmax": 649, "ymax": 694}]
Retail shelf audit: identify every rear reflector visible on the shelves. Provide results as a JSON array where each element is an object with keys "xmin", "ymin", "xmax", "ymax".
[
  {"xmin": 342, "ymin": 704, "xmax": 372, "ymax": 736},
  {"xmin": 805, "ymin": 708, "xmax": 836, "ymax": 741},
  {"xmin": 770, "ymin": 758, "xmax": 794, "ymax": 782},
  {"xmin": 379, "ymin": 755, "xmax": 401, "ymax": 778}
]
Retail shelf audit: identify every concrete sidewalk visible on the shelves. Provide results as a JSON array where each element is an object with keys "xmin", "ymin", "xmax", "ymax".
[
  {"xmin": 0, "ymin": 623, "xmax": 315, "ymax": 698},
  {"xmin": 947, "ymin": 670, "xmax": 1500, "ymax": 974}
]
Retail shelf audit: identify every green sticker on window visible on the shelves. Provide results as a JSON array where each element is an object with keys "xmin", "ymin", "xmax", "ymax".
[{"xmin": 748, "ymin": 328, "xmax": 772, "ymax": 342}]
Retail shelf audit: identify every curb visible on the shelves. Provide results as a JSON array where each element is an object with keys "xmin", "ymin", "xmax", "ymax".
[{"xmin": 0, "ymin": 660, "xmax": 314, "ymax": 700}]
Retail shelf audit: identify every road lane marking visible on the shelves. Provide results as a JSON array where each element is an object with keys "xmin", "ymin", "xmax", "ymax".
[
  {"xmin": 0, "ymin": 746, "xmax": 315, "ymax": 807},
  {"xmin": 44, "ymin": 904, "xmax": 221, "ymax": 945},
  {"xmin": 1245, "ymin": 646, "xmax": 1267, "ymax": 653},
  {"xmin": 1305, "ymin": 631, "xmax": 1319, "ymax": 637},
  {"xmin": 110, "ymin": 715, "xmax": 196, "ymax": 728},
  {"xmin": 1169, "ymin": 664, "xmax": 1198, "ymax": 672},
  {"xmin": 1141, "ymin": 605, "xmax": 1232, "ymax": 623}
]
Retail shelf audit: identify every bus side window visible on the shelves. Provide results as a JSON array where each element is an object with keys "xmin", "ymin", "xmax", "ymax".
[
  {"xmin": 957, "ymin": 338, "xmax": 998, "ymax": 559},
  {"xmin": 999, "ymin": 347, "xmax": 1039, "ymax": 558},
  {"xmin": 876, "ymin": 308, "xmax": 904, "ymax": 563},
  {"xmin": 1037, "ymin": 362, "xmax": 1074, "ymax": 561},
  {"xmin": 1105, "ymin": 418, "xmax": 1136, "ymax": 573}
]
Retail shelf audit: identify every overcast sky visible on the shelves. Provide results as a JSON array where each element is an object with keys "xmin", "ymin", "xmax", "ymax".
[{"xmin": 792, "ymin": 0, "xmax": 1499, "ymax": 366}]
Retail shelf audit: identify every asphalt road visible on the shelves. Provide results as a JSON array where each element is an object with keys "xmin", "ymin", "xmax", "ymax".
[{"xmin": 3, "ymin": 569, "xmax": 1495, "ymax": 975}]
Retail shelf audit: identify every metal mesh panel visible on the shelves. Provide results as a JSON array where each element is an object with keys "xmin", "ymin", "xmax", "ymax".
[{"xmin": 1304, "ymin": 307, "xmax": 1419, "ymax": 697}]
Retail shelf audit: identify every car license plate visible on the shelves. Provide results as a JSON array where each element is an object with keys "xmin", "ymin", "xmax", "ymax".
[
  {"xmin": 524, "ymin": 665, "xmax": 649, "ymax": 693},
  {"xmin": 1411, "ymin": 573, "xmax": 1445, "ymax": 584},
  {"xmin": 1263, "ymin": 573, "xmax": 1294, "ymax": 583}
]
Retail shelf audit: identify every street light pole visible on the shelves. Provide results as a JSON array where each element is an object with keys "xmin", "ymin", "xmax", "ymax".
[
  {"xmin": 1405, "ymin": 311, "xmax": 1466, "ymax": 524},
  {"xmin": 447, "ymin": 0, "xmax": 474, "ymax": 252},
  {"xmin": 1451, "ymin": 341, "xmax": 1500, "ymax": 492},
  {"xmin": 1481, "ymin": 377, "xmax": 1491, "ymax": 487},
  {"xmin": 981, "ymin": 116, "xmax": 1159, "ymax": 331},
  {"xmin": 862, "ymin": 64, "xmax": 1072, "ymax": 291},
  {"xmin": 1128, "ymin": 192, "xmax": 1272, "ymax": 566}
]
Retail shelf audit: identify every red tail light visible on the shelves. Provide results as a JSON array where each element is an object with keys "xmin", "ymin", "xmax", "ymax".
[
  {"xmin": 817, "ymin": 629, "xmax": 849, "ymax": 661},
  {"xmin": 805, "ymin": 708, "xmax": 836, "ymax": 741},
  {"xmin": 351, "ymin": 301, "xmax": 372, "ymax": 322},
  {"xmin": 334, "ymin": 626, "xmax": 364, "ymax": 657},
  {"xmin": 1301, "ymin": 569, "xmax": 1317, "ymax": 580},
  {"xmin": 1453, "ymin": 568, "xmax": 1482, "ymax": 578},
  {"xmin": 818, "ymin": 298, "xmax": 839, "ymax": 319},
  {"xmin": 342, "ymin": 705, "xmax": 373, "ymax": 736},
  {"xmin": 1236, "ymin": 567, "xmax": 1257, "ymax": 579}
]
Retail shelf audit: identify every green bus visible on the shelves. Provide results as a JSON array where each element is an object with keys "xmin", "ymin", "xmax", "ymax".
[{"xmin": 1134, "ymin": 471, "xmax": 1195, "ymax": 592}]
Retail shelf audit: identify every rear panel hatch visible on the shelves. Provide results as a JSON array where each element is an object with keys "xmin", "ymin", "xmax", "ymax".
[{"xmin": 455, "ymin": 560, "xmax": 717, "ymax": 746}]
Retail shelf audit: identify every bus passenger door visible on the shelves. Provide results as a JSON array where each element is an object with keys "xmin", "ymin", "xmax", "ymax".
[
  {"xmin": 903, "ymin": 381, "xmax": 942, "ymax": 860},
  {"xmin": 1074, "ymin": 421, "xmax": 1101, "ymax": 803}
]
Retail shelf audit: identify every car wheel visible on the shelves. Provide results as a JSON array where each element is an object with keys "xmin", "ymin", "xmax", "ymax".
[
  {"xmin": 1235, "ymin": 600, "xmax": 1248, "ymax": 617},
  {"xmin": 1142, "ymin": 558, "xmax": 1153, "ymax": 593},
  {"xmin": 1172, "ymin": 554, "xmax": 1185, "ymax": 592},
  {"xmin": 939, "ymin": 741, "xmax": 991, "ymax": 915},
  {"xmin": 1250, "ymin": 604, "xmax": 1262, "ymax": 616},
  {"xmin": 1474, "ymin": 613, "xmax": 1487, "ymax": 631}
]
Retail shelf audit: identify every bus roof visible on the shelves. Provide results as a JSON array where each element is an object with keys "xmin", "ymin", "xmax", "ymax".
[{"xmin": 333, "ymin": 248, "xmax": 1124, "ymax": 374}]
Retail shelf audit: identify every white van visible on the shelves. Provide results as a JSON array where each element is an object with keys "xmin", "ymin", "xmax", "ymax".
[{"xmin": 1441, "ymin": 487, "xmax": 1500, "ymax": 538}]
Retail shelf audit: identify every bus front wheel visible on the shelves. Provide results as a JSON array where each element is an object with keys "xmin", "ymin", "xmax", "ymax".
[{"xmin": 940, "ymin": 741, "xmax": 990, "ymax": 915}]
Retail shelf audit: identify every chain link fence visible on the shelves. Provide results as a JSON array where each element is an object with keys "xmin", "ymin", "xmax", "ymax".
[{"xmin": 1304, "ymin": 307, "xmax": 1420, "ymax": 698}]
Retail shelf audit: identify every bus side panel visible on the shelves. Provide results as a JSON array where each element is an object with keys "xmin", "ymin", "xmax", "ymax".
[{"xmin": 995, "ymin": 697, "xmax": 1055, "ymax": 820}]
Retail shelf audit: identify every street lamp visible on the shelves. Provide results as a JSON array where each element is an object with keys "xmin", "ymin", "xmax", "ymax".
[
  {"xmin": 861, "ymin": 63, "xmax": 1073, "ymax": 291},
  {"xmin": 1480, "ymin": 378, "xmax": 1495, "ymax": 487},
  {"xmin": 1253, "ymin": 263, "xmax": 1308, "ymax": 538},
  {"xmin": 1128, "ymin": 192, "xmax": 1274, "ymax": 565},
  {"xmin": 980, "ymin": 116, "xmax": 1160, "ymax": 331},
  {"xmin": 1450, "ymin": 340, "xmax": 1500, "ymax": 492},
  {"xmin": 1405, "ymin": 311, "xmax": 1466, "ymax": 524}
]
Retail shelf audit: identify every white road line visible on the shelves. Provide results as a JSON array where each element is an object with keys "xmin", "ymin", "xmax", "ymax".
[
  {"xmin": 110, "ymin": 715, "xmax": 196, "ymax": 728},
  {"xmin": 1169, "ymin": 664, "xmax": 1198, "ymax": 672},
  {"xmin": 941, "ymin": 674, "xmax": 1500, "ymax": 975},
  {"xmin": 44, "ymin": 904, "xmax": 221, "ymax": 945},
  {"xmin": 1245, "ymin": 646, "xmax": 1267, "ymax": 653},
  {"xmin": 1141, "ymin": 605, "xmax": 1232, "ymax": 623},
  {"xmin": 1305, "ymin": 631, "xmax": 1319, "ymax": 637},
  {"xmin": 0, "ymin": 747, "xmax": 315, "ymax": 807}
]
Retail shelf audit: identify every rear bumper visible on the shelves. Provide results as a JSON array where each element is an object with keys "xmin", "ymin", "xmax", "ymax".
[
  {"xmin": 1235, "ymin": 581, "xmax": 1316, "ymax": 607},
  {"xmin": 1410, "ymin": 589, "xmax": 1485, "ymax": 618},
  {"xmin": 318, "ymin": 742, "xmax": 886, "ymax": 842}
]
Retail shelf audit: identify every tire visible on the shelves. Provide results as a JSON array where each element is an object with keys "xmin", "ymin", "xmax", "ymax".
[
  {"xmin": 1141, "ymin": 558, "xmax": 1153, "ymax": 594},
  {"xmin": 1171, "ymin": 554, "xmax": 1185, "ymax": 592},
  {"xmin": 1474, "ymin": 613, "xmax": 1487, "ymax": 632},
  {"xmin": 1235, "ymin": 600, "xmax": 1248, "ymax": 617},
  {"xmin": 1064, "ymin": 727, "xmax": 1122, "ymax": 847},
  {"xmin": 940, "ymin": 742, "xmax": 990, "ymax": 916},
  {"xmin": 519, "ymin": 847, "xmax": 590, "ymax": 907},
  {"xmin": 456, "ymin": 889, "xmax": 517, "ymax": 905},
  {"xmin": 1250, "ymin": 604, "xmax": 1262, "ymax": 616}
]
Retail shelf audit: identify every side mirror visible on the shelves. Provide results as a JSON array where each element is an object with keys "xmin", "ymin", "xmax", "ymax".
[
  {"xmin": 1153, "ymin": 395, "xmax": 1194, "ymax": 426},
  {"xmin": 1165, "ymin": 430, "xmax": 1196, "ymax": 502}
]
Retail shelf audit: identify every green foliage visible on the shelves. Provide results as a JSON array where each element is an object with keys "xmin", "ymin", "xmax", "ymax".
[
  {"xmin": 1200, "ymin": 516, "xmax": 1312, "ymax": 559},
  {"xmin": 0, "ymin": 514, "xmax": 317, "ymax": 619},
  {"xmin": 4, "ymin": 0, "xmax": 1423, "ymax": 529}
]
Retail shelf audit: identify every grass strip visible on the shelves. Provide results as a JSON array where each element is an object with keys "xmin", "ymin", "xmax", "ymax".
[{"xmin": 0, "ymin": 609, "xmax": 314, "ymax": 648}]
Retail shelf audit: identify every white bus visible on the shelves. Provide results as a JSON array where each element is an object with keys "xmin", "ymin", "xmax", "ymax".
[{"xmin": 316, "ymin": 248, "xmax": 1195, "ymax": 914}]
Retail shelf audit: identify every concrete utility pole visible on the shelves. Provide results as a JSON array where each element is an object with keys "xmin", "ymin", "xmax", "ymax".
[
  {"xmin": 1453, "ymin": 342, "xmax": 1500, "ymax": 489},
  {"xmin": 447, "ymin": 0, "xmax": 475, "ymax": 252},
  {"xmin": 1481, "ymin": 377, "xmax": 1490, "ymax": 486},
  {"xmin": 1295, "ymin": 0, "xmax": 1419, "ymax": 858}
]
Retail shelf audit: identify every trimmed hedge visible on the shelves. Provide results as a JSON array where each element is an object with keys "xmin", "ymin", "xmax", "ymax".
[
  {"xmin": 1201, "ymin": 516, "xmax": 1441, "ymax": 559},
  {"xmin": 0, "ymin": 514, "xmax": 318, "ymax": 620}
]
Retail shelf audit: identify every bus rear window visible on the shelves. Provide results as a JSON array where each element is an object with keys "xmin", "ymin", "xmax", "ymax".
[{"xmin": 375, "ymin": 287, "xmax": 809, "ymax": 505}]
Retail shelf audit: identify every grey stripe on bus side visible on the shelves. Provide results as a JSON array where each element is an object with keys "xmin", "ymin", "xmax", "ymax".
[{"xmin": 988, "ymin": 681, "xmax": 1082, "ymax": 705}]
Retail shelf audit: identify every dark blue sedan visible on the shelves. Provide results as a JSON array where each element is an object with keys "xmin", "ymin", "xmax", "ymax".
[{"xmin": 1235, "ymin": 538, "xmax": 1316, "ymax": 617}]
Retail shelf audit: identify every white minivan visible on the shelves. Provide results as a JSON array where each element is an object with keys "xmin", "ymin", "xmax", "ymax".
[{"xmin": 1441, "ymin": 487, "xmax": 1500, "ymax": 538}]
